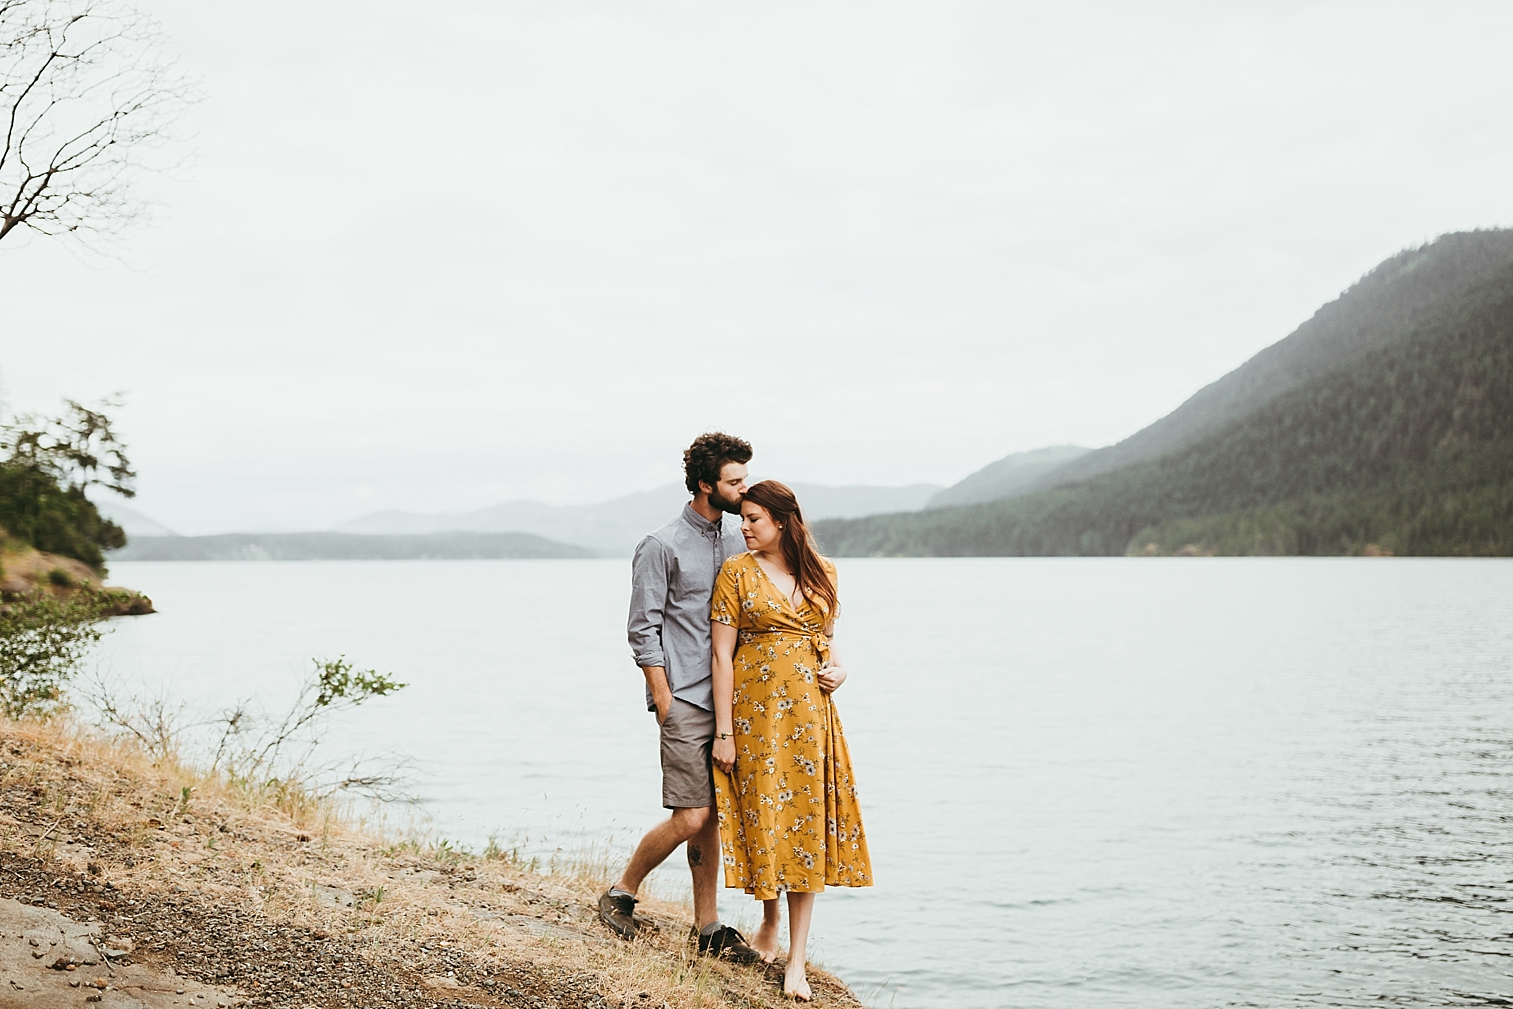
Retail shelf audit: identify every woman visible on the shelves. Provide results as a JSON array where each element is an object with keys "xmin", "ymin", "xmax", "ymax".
[{"xmin": 710, "ymin": 480, "xmax": 872, "ymax": 1001}]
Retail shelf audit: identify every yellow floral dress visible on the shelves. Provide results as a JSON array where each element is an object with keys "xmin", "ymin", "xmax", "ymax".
[{"xmin": 710, "ymin": 552, "xmax": 873, "ymax": 900}]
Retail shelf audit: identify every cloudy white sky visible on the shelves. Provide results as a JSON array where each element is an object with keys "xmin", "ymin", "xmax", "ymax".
[{"xmin": 5, "ymin": 1, "xmax": 1513, "ymax": 533}]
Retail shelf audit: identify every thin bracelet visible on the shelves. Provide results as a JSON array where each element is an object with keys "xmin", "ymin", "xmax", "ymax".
[{"xmin": 716, "ymin": 732, "xmax": 731, "ymax": 740}]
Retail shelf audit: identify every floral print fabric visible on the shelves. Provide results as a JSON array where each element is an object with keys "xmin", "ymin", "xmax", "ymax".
[{"xmin": 710, "ymin": 551, "xmax": 873, "ymax": 900}]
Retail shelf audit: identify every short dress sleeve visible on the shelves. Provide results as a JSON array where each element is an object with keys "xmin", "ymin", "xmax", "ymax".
[{"xmin": 711, "ymin": 555, "xmax": 744, "ymax": 627}]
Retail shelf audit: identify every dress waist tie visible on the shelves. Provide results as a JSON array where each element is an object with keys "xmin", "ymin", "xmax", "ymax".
[{"xmin": 740, "ymin": 627, "xmax": 831, "ymax": 667}]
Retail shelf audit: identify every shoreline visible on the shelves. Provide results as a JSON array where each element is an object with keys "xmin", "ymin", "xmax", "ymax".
[{"xmin": 0, "ymin": 718, "xmax": 864, "ymax": 1008}]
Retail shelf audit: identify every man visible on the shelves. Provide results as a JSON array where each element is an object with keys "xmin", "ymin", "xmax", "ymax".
[{"xmin": 597, "ymin": 432, "xmax": 762, "ymax": 962}]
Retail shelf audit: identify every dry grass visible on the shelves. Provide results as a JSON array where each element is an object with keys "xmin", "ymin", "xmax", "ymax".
[{"xmin": 0, "ymin": 715, "xmax": 864, "ymax": 1008}]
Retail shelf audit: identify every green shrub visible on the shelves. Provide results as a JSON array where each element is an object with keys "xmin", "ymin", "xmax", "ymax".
[{"xmin": 0, "ymin": 591, "xmax": 110, "ymax": 717}]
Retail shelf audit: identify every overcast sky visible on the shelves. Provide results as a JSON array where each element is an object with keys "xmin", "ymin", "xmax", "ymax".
[{"xmin": 4, "ymin": 1, "xmax": 1512, "ymax": 533}]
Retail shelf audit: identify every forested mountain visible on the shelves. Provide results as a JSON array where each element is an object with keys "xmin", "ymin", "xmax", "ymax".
[
  {"xmin": 1018, "ymin": 229, "xmax": 1513, "ymax": 497},
  {"xmin": 927, "ymin": 445, "xmax": 1090, "ymax": 508},
  {"xmin": 815, "ymin": 235, "xmax": 1513, "ymax": 557}
]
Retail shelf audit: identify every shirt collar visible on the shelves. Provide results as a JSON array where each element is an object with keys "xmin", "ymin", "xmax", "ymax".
[{"xmin": 682, "ymin": 502, "xmax": 724, "ymax": 534}]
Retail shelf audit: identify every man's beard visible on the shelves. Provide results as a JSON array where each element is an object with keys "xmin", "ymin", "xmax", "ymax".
[{"xmin": 710, "ymin": 486, "xmax": 743, "ymax": 515}]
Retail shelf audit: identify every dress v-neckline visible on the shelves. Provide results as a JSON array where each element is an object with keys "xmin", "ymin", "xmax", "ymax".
[{"xmin": 750, "ymin": 553, "xmax": 807, "ymax": 614}]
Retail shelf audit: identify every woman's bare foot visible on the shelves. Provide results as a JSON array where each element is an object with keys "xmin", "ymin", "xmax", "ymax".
[
  {"xmin": 782, "ymin": 962, "xmax": 812, "ymax": 1002},
  {"xmin": 751, "ymin": 920, "xmax": 781, "ymax": 963}
]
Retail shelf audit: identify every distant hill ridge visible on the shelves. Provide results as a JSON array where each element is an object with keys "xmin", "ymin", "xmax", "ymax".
[
  {"xmin": 928, "ymin": 445, "xmax": 1091, "ymax": 508},
  {"xmin": 112, "ymin": 531, "xmax": 595, "ymax": 561},
  {"xmin": 1020, "ymin": 229, "xmax": 1513, "ymax": 496},
  {"xmin": 815, "ymin": 229, "xmax": 1513, "ymax": 556},
  {"xmin": 95, "ymin": 501, "xmax": 179, "ymax": 538},
  {"xmin": 106, "ymin": 483, "xmax": 943, "ymax": 560},
  {"xmin": 337, "ymin": 481, "xmax": 942, "ymax": 555}
]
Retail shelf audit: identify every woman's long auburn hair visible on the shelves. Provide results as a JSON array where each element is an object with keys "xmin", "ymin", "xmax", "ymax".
[{"xmin": 743, "ymin": 480, "xmax": 839, "ymax": 619}]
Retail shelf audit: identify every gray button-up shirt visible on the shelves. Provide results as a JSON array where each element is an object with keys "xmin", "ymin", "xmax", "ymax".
[{"xmin": 627, "ymin": 503, "xmax": 746, "ymax": 712}]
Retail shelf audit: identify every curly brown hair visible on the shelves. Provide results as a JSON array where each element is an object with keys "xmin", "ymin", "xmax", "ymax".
[{"xmin": 682, "ymin": 432, "xmax": 753, "ymax": 494}]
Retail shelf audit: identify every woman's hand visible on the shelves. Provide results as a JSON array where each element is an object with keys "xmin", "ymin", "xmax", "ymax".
[
  {"xmin": 713, "ymin": 735, "xmax": 736, "ymax": 774},
  {"xmin": 818, "ymin": 662, "xmax": 848, "ymax": 693}
]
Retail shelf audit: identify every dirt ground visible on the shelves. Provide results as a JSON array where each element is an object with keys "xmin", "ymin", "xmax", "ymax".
[{"xmin": 0, "ymin": 720, "xmax": 865, "ymax": 1009}]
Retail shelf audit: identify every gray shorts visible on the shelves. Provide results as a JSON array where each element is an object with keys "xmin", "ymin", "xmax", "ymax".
[{"xmin": 659, "ymin": 697, "xmax": 715, "ymax": 809}]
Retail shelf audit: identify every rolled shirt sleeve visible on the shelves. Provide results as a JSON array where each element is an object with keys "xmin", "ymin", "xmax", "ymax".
[
  {"xmin": 625, "ymin": 505, "xmax": 745, "ymax": 713},
  {"xmin": 627, "ymin": 535, "xmax": 668, "ymax": 670}
]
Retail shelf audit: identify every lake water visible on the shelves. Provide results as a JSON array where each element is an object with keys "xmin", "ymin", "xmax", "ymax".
[{"xmin": 97, "ymin": 558, "xmax": 1513, "ymax": 1009}]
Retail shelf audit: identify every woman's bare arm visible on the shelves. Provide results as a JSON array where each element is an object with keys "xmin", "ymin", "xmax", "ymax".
[{"xmin": 711, "ymin": 622, "xmax": 738, "ymax": 772}]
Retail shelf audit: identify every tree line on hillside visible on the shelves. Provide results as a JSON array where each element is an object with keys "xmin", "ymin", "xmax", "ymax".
[
  {"xmin": 814, "ymin": 256, "xmax": 1513, "ymax": 557},
  {"xmin": 0, "ymin": 400, "xmax": 133, "ymax": 570}
]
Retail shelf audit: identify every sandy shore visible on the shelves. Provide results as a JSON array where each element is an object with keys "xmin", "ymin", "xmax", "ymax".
[{"xmin": 0, "ymin": 719, "xmax": 864, "ymax": 1009}]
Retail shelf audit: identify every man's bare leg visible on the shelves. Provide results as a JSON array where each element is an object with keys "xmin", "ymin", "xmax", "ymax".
[
  {"xmin": 612, "ymin": 809, "xmax": 760, "ymax": 962},
  {"xmin": 614, "ymin": 806, "xmax": 709, "ymax": 898},
  {"xmin": 685, "ymin": 809, "xmax": 720, "ymax": 929},
  {"xmin": 751, "ymin": 897, "xmax": 783, "ymax": 963},
  {"xmin": 783, "ymin": 891, "xmax": 816, "ymax": 1001}
]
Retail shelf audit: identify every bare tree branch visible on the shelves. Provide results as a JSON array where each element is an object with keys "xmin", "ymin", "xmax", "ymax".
[
  {"xmin": 81, "ymin": 670, "xmax": 184, "ymax": 759},
  {"xmin": 0, "ymin": 0, "xmax": 196, "ymax": 249}
]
